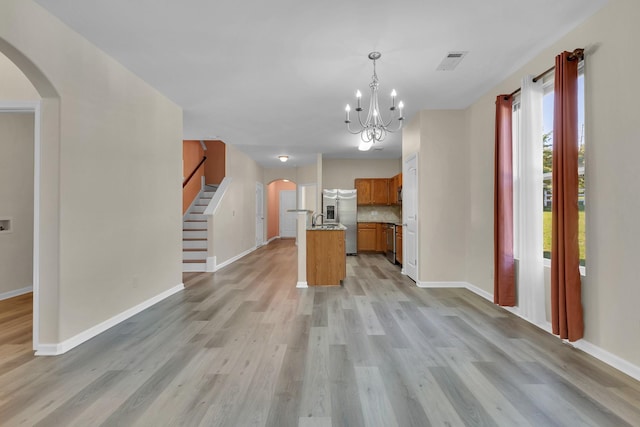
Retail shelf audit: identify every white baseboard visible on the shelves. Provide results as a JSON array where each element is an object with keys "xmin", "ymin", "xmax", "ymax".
[
  {"xmin": 463, "ymin": 282, "xmax": 494, "ymax": 302},
  {"xmin": 0, "ymin": 286, "xmax": 33, "ymax": 301},
  {"xmin": 422, "ymin": 280, "xmax": 640, "ymax": 383},
  {"xmin": 572, "ymin": 339, "xmax": 640, "ymax": 382},
  {"xmin": 417, "ymin": 281, "xmax": 468, "ymax": 289},
  {"xmin": 35, "ymin": 283, "xmax": 184, "ymax": 356},
  {"xmin": 296, "ymin": 281, "xmax": 308, "ymax": 288},
  {"xmin": 267, "ymin": 236, "xmax": 280, "ymax": 244},
  {"xmin": 214, "ymin": 246, "xmax": 256, "ymax": 272}
]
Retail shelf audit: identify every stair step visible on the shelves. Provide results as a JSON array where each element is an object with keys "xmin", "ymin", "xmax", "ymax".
[
  {"xmin": 184, "ymin": 230, "xmax": 207, "ymax": 239},
  {"xmin": 183, "ymin": 251, "xmax": 207, "ymax": 260},
  {"xmin": 183, "ymin": 262, "xmax": 207, "ymax": 272},
  {"xmin": 203, "ymin": 191, "xmax": 215, "ymax": 197},
  {"xmin": 183, "ymin": 239, "xmax": 207, "ymax": 249},
  {"xmin": 187, "ymin": 213, "xmax": 206, "ymax": 220},
  {"xmin": 191, "ymin": 206, "xmax": 206, "ymax": 214},
  {"xmin": 183, "ymin": 222, "xmax": 206, "ymax": 230}
]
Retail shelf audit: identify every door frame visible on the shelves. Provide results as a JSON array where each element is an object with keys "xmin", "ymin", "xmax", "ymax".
[
  {"xmin": 256, "ymin": 182, "xmax": 264, "ymax": 247},
  {"xmin": 403, "ymin": 152, "xmax": 418, "ymax": 282},
  {"xmin": 0, "ymin": 100, "xmax": 41, "ymax": 350}
]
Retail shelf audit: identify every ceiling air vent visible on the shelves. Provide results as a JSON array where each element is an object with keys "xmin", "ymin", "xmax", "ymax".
[{"xmin": 436, "ymin": 51, "xmax": 468, "ymax": 71}]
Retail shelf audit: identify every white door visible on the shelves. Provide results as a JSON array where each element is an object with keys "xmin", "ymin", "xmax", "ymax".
[
  {"xmin": 279, "ymin": 190, "xmax": 297, "ymax": 238},
  {"xmin": 403, "ymin": 153, "xmax": 418, "ymax": 281},
  {"xmin": 256, "ymin": 182, "xmax": 264, "ymax": 246}
]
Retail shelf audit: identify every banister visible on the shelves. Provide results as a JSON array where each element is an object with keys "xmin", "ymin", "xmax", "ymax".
[{"xmin": 183, "ymin": 156, "xmax": 207, "ymax": 188}]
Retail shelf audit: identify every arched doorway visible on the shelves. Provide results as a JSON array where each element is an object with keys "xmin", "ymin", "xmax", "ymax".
[
  {"xmin": 266, "ymin": 179, "xmax": 297, "ymax": 241},
  {"xmin": 0, "ymin": 38, "xmax": 62, "ymax": 353}
]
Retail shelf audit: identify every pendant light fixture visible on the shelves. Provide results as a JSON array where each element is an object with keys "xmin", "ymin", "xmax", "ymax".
[{"xmin": 344, "ymin": 52, "xmax": 404, "ymax": 151}]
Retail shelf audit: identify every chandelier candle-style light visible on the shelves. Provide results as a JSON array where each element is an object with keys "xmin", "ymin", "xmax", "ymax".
[{"xmin": 345, "ymin": 52, "xmax": 404, "ymax": 151}]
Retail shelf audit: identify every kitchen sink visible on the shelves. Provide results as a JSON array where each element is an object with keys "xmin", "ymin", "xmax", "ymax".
[{"xmin": 312, "ymin": 224, "xmax": 340, "ymax": 230}]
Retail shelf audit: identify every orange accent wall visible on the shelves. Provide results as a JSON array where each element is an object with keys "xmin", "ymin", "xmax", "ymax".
[
  {"xmin": 183, "ymin": 140, "xmax": 205, "ymax": 214},
  {"xmin": 267, "ymin": 180, "xmax": 297, "ymax": 239},
  {"xmin": 204, "ymin": 140, "xmax": 225, "ymax": 185}
]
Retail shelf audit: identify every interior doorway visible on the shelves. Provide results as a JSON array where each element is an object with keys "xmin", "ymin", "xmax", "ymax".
[
  {"xmin": 279, "ymin": 190, "xmax": 297, "ymax": 238},
  {"xmin": 266, "ymin": 179, "xmax": 297, "ymax": 241}
]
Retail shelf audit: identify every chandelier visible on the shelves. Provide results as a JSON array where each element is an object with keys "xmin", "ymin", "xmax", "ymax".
[{"xmin": 344, "ymin": 52, "xmax": 404, "ymax": 151}]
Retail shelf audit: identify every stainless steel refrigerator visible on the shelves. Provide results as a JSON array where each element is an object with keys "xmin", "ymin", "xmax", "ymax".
[{"xmin": 322, "ymin": 189, "xmax": 357, "ymax": 255}]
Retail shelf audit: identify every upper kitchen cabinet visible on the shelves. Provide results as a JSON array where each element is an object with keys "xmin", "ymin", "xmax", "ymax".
[
  {"xmin": 355, "ymin": 179, "xmax": 372, "ymax": 205},
  {"xmin": 355, "ymin": 178, "xmax": 389, "ymax": 205},
  {"xmin": 389, "ymin": 173, "xmax": 402, "ymax": 205}
]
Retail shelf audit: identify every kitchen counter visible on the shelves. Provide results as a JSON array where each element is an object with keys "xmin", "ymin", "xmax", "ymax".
[{"xmin": 307, "ymin": 223, "xmax": 348, "ymax": 231}]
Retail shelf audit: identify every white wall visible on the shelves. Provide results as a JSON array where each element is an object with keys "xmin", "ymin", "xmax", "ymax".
[
  {"xmin": 0, "ymin": 113, "xmax": 34, "ymax": 297},
  {"xmin": 413, "ymin": 110, "xmax": 469, "ymax": 283},
  {"xmin": 0, "ymin": 0, "xmax": 183, "ymax": 348},
  {"xmin": 0, "ymin": 53, "xmax": 39, "ymax": 100},
  {"xmin": 263, "ymin": 164, "xmax": 318, "ymax": 186},
  {"xmin": 465, "ymin": 0, "xmax": 640, "ymax": 368},
  {"xmin": 214, "ymin": 144, "xmax": 263, "ymax": 265},
  {"xmin": 322, "ymin": 158, "xmax": 401, "ymax": 190}
]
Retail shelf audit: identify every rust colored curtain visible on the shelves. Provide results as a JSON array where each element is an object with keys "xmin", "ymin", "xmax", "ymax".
[
  {"xmin": 494, "ymin": 95, "xmax": 516, "ymax": 306},
  {"xmin": 551, "ymin": 51, "xmax": 584, "ymax": 341}
]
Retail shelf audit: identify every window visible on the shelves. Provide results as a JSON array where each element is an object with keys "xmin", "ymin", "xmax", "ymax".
[{"xmin": 541, "ymin": 64, "xmax": 585, "ymax": 267}]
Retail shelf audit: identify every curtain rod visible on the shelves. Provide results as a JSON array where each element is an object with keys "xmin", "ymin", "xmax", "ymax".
[{"xmin": 505, "ymin": 48, "xmax": 584, "ymax": 99}]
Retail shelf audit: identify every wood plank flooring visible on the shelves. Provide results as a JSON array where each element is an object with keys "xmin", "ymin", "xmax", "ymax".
[{"xmin": 1, "ymin": 239, "xmax": 640, "ymax": 426}]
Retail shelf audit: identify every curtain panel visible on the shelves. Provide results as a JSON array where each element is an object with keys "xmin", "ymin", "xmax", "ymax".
[
  {"xmin": 518, "ymin": 76, "xmax": 546, "ymax": 325},
  {"xmin": 494, "ymin": 95, "xmax": 516, "ymax": 306},
  {"xmin": 551, "ymin": 51, "xmax": 584, "ymax": 341}
]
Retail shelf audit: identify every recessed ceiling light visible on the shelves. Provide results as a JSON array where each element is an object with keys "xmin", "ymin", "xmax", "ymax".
[{"xmin": 278, "ymin": 155, "xmax": 289, "ymax": 162}]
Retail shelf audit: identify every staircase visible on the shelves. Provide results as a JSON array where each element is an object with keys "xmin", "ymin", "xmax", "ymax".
[{"xmin": 182, "ymin": 185, "xmax": 217, "ymax": 272}]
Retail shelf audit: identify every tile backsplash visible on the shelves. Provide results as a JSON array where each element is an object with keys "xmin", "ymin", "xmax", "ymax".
[{"xmin": 357, "ymin": 205, "xmax": 402, "ymax": 223}]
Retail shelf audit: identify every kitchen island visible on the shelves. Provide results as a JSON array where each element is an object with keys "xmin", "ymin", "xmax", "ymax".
[{"xmin": 306, "ymin": 224, "xmax": 346, "ymax": 286}]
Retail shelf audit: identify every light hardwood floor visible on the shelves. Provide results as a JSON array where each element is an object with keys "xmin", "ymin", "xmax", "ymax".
[{"xmin": 1, "ymin": 239, "xmax": 639, "ymax": 426}]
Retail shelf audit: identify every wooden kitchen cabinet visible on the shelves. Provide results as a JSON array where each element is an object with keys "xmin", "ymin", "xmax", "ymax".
[
  {"xmin": 355, "ymin": 178, "xmax": 389, "ymax": 205},
  {"xmin": 355, "ymin": 179, "xmax": 372, "ymax": 205},
  {"xmin": 357, "ymin": 222, "xmax": 377, "ymax": 252},
  {"xmin": 396, "ymin": 225, "xmax": 403, "ymax": 265},
  {"xmin": 376, "ymin": 223, "xmax": 386, "ymax": 252},
  {"xmin": 307, "ymin": 229, "xmax": 346, "ymax": 286},
  {"xmin": 389, "ymin": 173, "xmax": 402, "ymax": 205},
  {"xmin": 372, "ymin": 178, "xmax": 389, "ymax": 205}
]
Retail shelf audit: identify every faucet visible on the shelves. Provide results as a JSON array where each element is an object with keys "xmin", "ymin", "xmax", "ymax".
[{"xmin": 312, "ymin": 212, "xmax": 324, "ymax": 227}]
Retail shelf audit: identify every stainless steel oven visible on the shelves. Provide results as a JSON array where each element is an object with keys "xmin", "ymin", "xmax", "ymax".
[{"xmin": 385, "ymin": 224, "xmax": 396, "ymax": 263}]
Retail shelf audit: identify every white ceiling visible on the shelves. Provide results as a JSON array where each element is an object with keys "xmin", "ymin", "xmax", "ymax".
[{"xmin": 35, "ymin": 0, "xmax": 607, "ymax": 168}]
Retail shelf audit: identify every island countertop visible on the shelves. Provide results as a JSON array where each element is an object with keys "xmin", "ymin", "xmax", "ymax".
[{"xmin": 306, "ymin": 223, "xmax": 347, "ymax": 231}]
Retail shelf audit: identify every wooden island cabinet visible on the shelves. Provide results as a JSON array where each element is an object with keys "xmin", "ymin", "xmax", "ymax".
[{"xmin": 306, "ymin": 228, "xmax": 346, "ymax": 286}]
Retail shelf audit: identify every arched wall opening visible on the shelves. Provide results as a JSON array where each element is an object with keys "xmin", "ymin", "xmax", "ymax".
[
  {"xmin": 0, "ymin": 36, "xmax": 61, "ymax": 351},
  {"xmin": 266, "ymin": 179, "xmax": 297, "ymax": 240}
]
